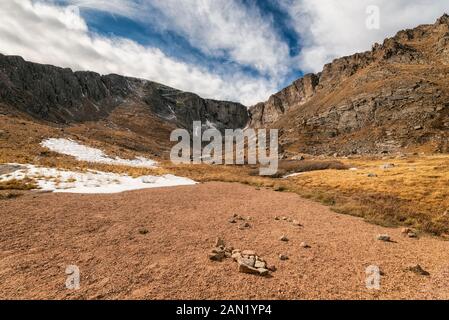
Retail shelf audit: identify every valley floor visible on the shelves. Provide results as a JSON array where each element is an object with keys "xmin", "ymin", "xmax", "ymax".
[{"xmin": 1, "ymin": 182, "xmax": 449, "ymax": 300}]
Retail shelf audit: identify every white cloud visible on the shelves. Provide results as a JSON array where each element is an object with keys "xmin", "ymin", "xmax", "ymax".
[
  {"xmin": 63, "ymin": 0, "xmax": 292, "ymax": 78},
  {"xmin": 285, "ymin": 0, "xmax": 449, "ymax": 73},
  {"xmin": 0, "ymin": 0, "xmax": 277, "ymax": 105}
]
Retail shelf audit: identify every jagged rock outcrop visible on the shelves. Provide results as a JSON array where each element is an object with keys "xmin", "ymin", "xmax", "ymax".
[
  {"xmin": 249, "ymin": 14, "xmax": 449, "ymax": 155},
  {"xmin": 0, "ymin": 53, "xmax": 248, "ymax": 132}
]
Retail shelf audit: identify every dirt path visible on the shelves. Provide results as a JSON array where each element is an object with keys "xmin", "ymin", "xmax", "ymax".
[{"xmin": 1, "ymin": 182, "xmax": 449, "ymax": 300}]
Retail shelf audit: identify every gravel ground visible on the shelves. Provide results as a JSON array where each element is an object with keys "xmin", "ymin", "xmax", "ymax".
[{"xmin": 1, "ymin": 182, "xmax": 449, "ymax": 300}]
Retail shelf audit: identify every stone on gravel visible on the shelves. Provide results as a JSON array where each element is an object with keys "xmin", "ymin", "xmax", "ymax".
[
  {"xmin": 208, "ymin": 249, "xmax": 225, "ymax": 262},
  {"xmin": 238, "ymin": 262, "xmax": 258, "ymax": 275},
  {"xmin": 300, "ymin": 242, "xmax": 311, "ymax": 248},
  {"xmin": 401, "ymin": 228, "xmax": 412, "ymax": 234},
  {"xmin": 279, "ymin": 235, "xmax": 289, "ymax": 242},
  {"xmin": 292, "ymin": 220, "xmax": 302, "ymax": 227},
  {"xmin": 234, "ymin": 251, "xmax": 273, "ymax": 277},
  {"xmin": 215, "ymin": 237, "xmax": 225, "ymax": 248},
  {"xmin": 377, "ymin": 234, "xmax": 391, "ymax": 242},
  {"xmin": 367, "ymin": 173, "xmax": 378, "ymax": 178},
  {"xmin": 238, "ymin": 255, "xmax": 256, "ymax": 267},
  {"xmin": 267, "ymin": 265, "xmax": 277, "ymax": 272},
  {"xmin": 239, "ymin": 222, "xmax": 251, "ymax": 230},
  {"xmin": 407, "ymin": 232, "xmax": 418, "ymax": 238},
  {"xmin": 254, "ymin": 260, "xmax": 267, "ymax": 269},
  {"xmin": 228, "ymin": 218, "xmax": 237, "ymax": 224},
  {"xmin": 406, "ymin": 264, "xmax": 430, "ymax": 276},
  {"xmin": 279, "ymin": 254, "xmax": 289, "ymax": 261},
  {"xmin": 258, "ymin": 268, "xmax": 270, "ymax": 276}
]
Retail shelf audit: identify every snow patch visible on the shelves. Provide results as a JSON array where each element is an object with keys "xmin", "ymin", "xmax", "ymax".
[
  {"xmin": 0, "ymin": 164, "xmax": 197, "ymax": 194},
  {"xmin": 282, "ymin": 172, "xmax": 304, "ymax": 179},
  {"xmin": 41, "ymin": 138, "xmax": 157, "ymax": 168}
]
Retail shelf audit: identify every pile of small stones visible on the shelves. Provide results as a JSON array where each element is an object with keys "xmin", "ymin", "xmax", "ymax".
[
  {"xmin": 208, "ymin": 238, "xmax": 275, "ymax": 277},
  {"xmin": 208, "ymin": 238, "xmax": 233, "ymax": 262},
  {"xmin": 232, "ymin": 250, "xmax": 275, "ymax": 276}
]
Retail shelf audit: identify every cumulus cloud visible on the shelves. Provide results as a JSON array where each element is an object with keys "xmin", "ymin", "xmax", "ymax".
[
  {"xmin": 0, "ymin": 0, "xmax": 277, "ymax": 105},
  {"xmin": 285, "ymin": 0, "xmax": 449, "ymax": 72},
  {"xmin": 63, "ymin": 0, "xmax": 292, "ymax": 78}
]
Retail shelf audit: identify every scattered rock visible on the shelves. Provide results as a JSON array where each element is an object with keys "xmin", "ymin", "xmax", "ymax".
[
  {"xmin": 234, "ymin": 250, "xmax": 273, "ymax": 277},
  {"xmin": 208, "ymin": 248, "xmax": 226, "ymax": 262},
  {"xmin": 377, "ymin": 234, "xmax": 391, "ymax": 242},
  {"xmin": 381, "ymin": 163, "xmax": 395, "ymax": 170},
  {"xmin": 279, "ymin": 235, "xmax": 289, "ymax": 242},
  {"xmin": 300, "ymin": 242, "xmax": 311, "ymax": 249},
  {"xmin": 414, "ymin": 125, "xmax": 423, "ymax": 130},
  {"xmin": 407, "ymin": 231, "xmax": 418, "ymax": 238},
  {"xmin": 401, "ymin": 228, "xmax": 418, "ymax": 238},
  {"xmin": 228, "ymin": 218, "xmax": 237, "ymax": 224},
  {"xmin": 292, "ymin": 220, "xmax": 302, "ymax": 227},
  {"xmin": 239, "ymin": 255, "xmax": 256, "ymax": 267},
  {"xmin": 239, "ymin": 222, "xmax": 251, "ymax": 230},
  {"xmin": 267, "ymin": 265, "xmax": 277, "ymax": 272},
  {"xmin": 238, "ymin": 262, "xmax": 267, "ymax": 276},
  {"xmin": 254, "ymin": 260, "xmax": 267, "ymax": 269},
  {"xmin": 279, "ymin": 254, "xmax": 289, "ymax": 261},
  {"xmin": 281, "ymin": 217, "xmax": 288, "ymax": 221},
  {"xmin": 367, "ymin": 173, "xmax": 378, "ymax": 177},
  {"xmin": 406, "ymin": 264, "xmax": 430, "ymax": 276},
  {"xmin": 138, "ymin": 228, "xmax": 149, "ymax": 235},
  {"xmin": 274, "ymin": 216, "xmax": 280, "ymax": 221},
  {"xmin": 401, "ymin": 227, "xmax": 412, "ymax": 234},
  {"xmin": 215, "ymin": 237, "xmax": 225, "ymax": 248},
  {"xmin": 209, "ymin": 240, "xmax": 273, "ymax": 277}
]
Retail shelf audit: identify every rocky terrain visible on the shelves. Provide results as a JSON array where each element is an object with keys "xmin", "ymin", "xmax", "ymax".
[
  {"xmin": 2, "ymin": 15, "xmax": 449, "ymax": 158},
  {"xmin": 0, "ymin": 53, "xmax": 248, "ymax": 134},
  {"xmin": 1, "ymin": 182, "xmax": 449, "ymax": 300},
  {"xmin": 249, "ymin": 15, "xmax": 449, "ymax": 155}
]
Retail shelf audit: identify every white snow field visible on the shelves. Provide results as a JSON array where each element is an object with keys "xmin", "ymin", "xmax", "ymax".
[
  {"xmin": 41, "ymin": 138, "xmax": 157, "ymax": 168},
  {"xmin": 0, "ymin": 164, "xmax": 197, "ymax": 194}
]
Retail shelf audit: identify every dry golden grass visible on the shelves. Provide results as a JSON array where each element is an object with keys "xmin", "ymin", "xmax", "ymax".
[{"xmin": 0, "ymin": 178, "xmax": 37, "ymax": 191}]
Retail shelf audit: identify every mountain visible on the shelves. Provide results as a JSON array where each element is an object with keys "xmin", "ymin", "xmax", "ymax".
[
  {"xmin": 249, "ymin": 14, "xmax": 449, "ymax": 155},
  {"xmin": 0, "ymin": 53, "xmax": 248, "ymax": 132},
  {"xmin": 2, "ymin": 15, "xmax": 449, "ymax": 158}
]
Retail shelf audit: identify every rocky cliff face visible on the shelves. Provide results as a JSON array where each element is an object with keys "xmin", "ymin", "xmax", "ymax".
[
  {"xmin": 0, "ymin": 53, "xmax": 248, "ymax": 132},
  {"xmin": 249, "ymin": 14, "xmax": 449, "ymax": 155}
]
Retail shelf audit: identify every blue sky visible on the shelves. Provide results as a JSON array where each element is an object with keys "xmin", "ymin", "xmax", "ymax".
[
  {"xmin": 1, "ymin": 0, "xmax": 449, "ymax": 105},
  {"xmin": 81, "ymin": 2, "xmax": 303, "ymax": 86}
]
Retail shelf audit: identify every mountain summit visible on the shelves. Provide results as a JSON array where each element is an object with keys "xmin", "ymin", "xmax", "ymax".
[{"xmin": 248, "ymin": 14, "xmax": 449, "ymax": 155}]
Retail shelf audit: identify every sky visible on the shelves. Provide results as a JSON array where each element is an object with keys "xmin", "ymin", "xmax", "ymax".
[{"xmin": 1, "ymin": 0, "xmax": 449, "ymax": 106}]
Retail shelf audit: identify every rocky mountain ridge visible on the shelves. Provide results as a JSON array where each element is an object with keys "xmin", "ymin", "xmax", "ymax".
[
  {"xmin": 248, "ymin": 14, "xmax": 449, "ymax": 155},
  {"xmin": 0, "ymin": 53, "xmax": 248, "ymax": 132}
]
